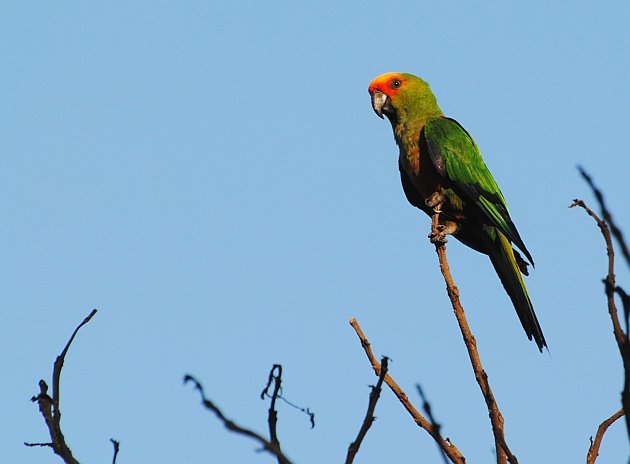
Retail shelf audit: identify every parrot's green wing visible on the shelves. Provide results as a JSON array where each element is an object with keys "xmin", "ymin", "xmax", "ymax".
[{"xmin": 423, "ymin": 117, "xmax": 534, "ymax": 266}]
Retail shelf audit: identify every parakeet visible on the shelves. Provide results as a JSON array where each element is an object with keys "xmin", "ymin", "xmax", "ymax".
[{"xmin": 368, "ymin": 72, "xmax": 546, "ymax": 351}]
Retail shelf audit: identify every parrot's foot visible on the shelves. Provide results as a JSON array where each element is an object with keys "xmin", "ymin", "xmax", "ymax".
[
  {"xmin": 428, "ymin": 220, "xmax": 458, "ymax": 244},
  {"xmin": 425, "ymin": 192, "xmax": 445, "ymax": 212},
  {"xmin": 429, "ymin": 224, "xmax": 448, "ymax": 244},
  {"xmin": 427, "ymin": 192, "xmax": 452, "ymax": 245}
]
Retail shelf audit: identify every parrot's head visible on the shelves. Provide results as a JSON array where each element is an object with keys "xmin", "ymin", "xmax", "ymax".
[{"xmin": 368, "ymin": 72, "xmax": 441, "ymax": 126}]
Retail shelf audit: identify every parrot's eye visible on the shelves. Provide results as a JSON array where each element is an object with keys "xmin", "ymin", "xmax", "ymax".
[{"xmin": 390, "ymin": 78, "xmax": 402, "ymax": 89}]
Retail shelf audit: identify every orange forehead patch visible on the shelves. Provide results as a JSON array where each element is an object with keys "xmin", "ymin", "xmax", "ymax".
[{"xmin": 368, "ymin": 72, "xmax": 405, "ymax": 94}]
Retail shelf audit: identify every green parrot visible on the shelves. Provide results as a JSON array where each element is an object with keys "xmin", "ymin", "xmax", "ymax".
[{"xmin": 368, "ymin": 72, "xmax": 546, "ymax": 351}]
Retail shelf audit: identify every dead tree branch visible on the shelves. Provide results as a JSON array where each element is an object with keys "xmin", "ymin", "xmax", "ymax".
[
  {"xmin": 184, "ymin": 374, "xmax": 293, "ymax": 464},
  {"xmin": 260, "ymin": 364, "xmax": 286, "ymax": 464},
  {"xmin": 429, "ymin": 205, "xmax": 518, "ymax": 464},
  {"xmin": 578, "ymin": 166, "xmax": 630, "ymax": 269},
  {"xmin": 110, "ymin": 438, "xmax": 120, "ymax": 464},
  {"xmin": 25, "ymin": 308, "xmax": 98, "ymax": 464},
  {"xmin": 349, "ymin": 318, "xmax": 466, "ymax": 464},
  {"xmin": 345, "ymin": 356, "xmax": 389, "ymax": 464},
  {"xmin": 260, "ymin": 364, "xmax": 315, "ymax": 430},
  {"xmin": 571, "ymin": 197, "xmax": 630, "ymax": 439},
  {"xmin": 570, "ymin": 199, "xmax": 627, "ymax": 347},
  {"xmin": 586, "ymin": 408, "xmax": 624, "ymax": 464},
  {"xmin": 416, "ymin": 384, "xmax": 449, "ymax": 464}
]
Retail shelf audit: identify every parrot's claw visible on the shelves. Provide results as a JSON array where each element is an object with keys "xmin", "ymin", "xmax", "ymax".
[
  {"xmin": 428, "ymin": 221, "xmax": 456, "ymax": 244},
  {"xmin": 429, "ymin": 231, "xmax": 448, "ymax": 245},
  {"xmin": 428, "ymin": 225, "xmax": 448, "ymax": 244},
  {"xmin": 425, "ymin": 192, "xmax": 445, "ymax": 212}
]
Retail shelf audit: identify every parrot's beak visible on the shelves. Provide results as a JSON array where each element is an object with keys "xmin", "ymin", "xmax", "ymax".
[{"xmin": 370, "ymin": 90, "xmax": 390, "ymax": 119}]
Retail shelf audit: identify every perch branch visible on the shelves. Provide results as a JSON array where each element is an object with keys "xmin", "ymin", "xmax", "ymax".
[
  {"xmin": 349, "ymin": 318, "xmax": 466, "ymax": 464},
  {"xmin": 429, "ymin": 205, "xmax": 518, "ymax": 464},
  {"xmin": 586, "ymin": 408, "xmax": 624, "ymax": 464},
  {"xmin": 345, "ymin": 356, "xmax": 389, "ymax": 464},
  {"xmin": 26, "ymin": 308, "xmax": 98, "ymax": 464}
]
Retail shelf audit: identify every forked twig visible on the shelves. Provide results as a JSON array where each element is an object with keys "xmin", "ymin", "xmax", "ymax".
[
  {"xmin": 25, "ymin": 309, "xmax": 98, "ymax": 464},
  {"xmin": 571, "ymin": 197, "xmax": 630, "ymax": 439},
  {"xmin": 416, "ymin": 384, "xmax": 449, "ymax": 464},
  {"xmin": 260, "ymin": 364, "xmax": 285, "ymax": 463},
  {"xmin": 184, "ymin": 374, "xmax": 293, "ymax": 464},
  {"xmin": 110, "ymin": 439, "xmax": 120, "ymax": 464},
  {"xmin": 578, "ymin": 166, "xmax": 630, "ymax": 269},
  {"xmin": 586, "ymin": 408, "xmax": 624, "ymax": 464},
  {"xmin": 349, "ymin": 318, "xmax": 466, "ymax": 464},
  {"xmin": 345, "ymin": 356, "xmax": 389, "ymax": 464},
  {"xmin": 260, "ymin": 365, "xmax": 315, "ymax": 429},
  {"xmin": 570, "ymin": 199, "xmax": 626, "ymax": 347}
]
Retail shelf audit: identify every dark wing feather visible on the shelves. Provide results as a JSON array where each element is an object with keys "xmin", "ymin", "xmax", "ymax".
[{"xmin": 423, "ymin": 117, "xmax": 534, "ymax": 266}]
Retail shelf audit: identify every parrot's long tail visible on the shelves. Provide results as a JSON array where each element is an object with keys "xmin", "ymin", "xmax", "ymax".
[{"xmin": 482, "ymin": 227, "xmax": 547, "ymax": 351}]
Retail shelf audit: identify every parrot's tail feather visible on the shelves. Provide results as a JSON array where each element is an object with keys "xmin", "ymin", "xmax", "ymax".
[{"xmin": 482, "ymin": 228, "xmax": 547, "ymax": 351}]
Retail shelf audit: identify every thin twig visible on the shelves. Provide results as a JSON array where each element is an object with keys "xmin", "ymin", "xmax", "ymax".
[
  {"xmin": 24, "ymin": 441, "xmax": 53, "ymax": 448},
  {"xmin": 260, "ymin": 364, "xmax": 284, "ymax": 463},
  {"xmin": 586, "ymin": 408, "xmax": 624, "ymax": 464},
  {"xmin": 571, "ymin": 199, "xmax": 630, "ymax": 439},
  {"xmin": 570, "ymin": 200, "xmax": 626, "ymax": 347},
  {"xmin": 430, "ymin": 207, "xmax": 517, "ymax": 464},
  {"xmin": 615, "ymin": 286, "xmax": 630, "ymax": 337},
  {"xmin": 578, "ymin": 166, "xmax": 630, "ymax": 269},
  {"xmin": 260, "ymin": 365, "xmax": 315, "ymax": 429},
  {"xmin": 349, "ymin": 318, "xmax": 466, "ymax": 464},
  {"xmin": 417, "ymin": 384, "xmax": 449, "ymax": 464},
  {"xmin": 184, "ymin": 374, "xmax": 293, "ymax": 464},
  {"xmin": 110, "ymin": 439, "xmax": 120, "ymax": 464},
  {"xmin": 26, "ymin": 308, "xmax": 98, "ymax": 464},
  {"xmin": 345, "ymin": 356, "xmax": 389, "ymax": 464}
]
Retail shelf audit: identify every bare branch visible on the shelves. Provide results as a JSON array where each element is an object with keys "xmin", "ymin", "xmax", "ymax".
[
  {"xmin": 570, "ymin": 199, "xmax": 620, "ymax": 338},
  {"xmin": 586, "ymin": 408, "xmax": 624, "ymax": 464},
  {"xmin": 345, "ymin": 356, "xmax": 389, "ymax": 464},
  {"xmin": 260, "ymin": 364, "xmax": 315, "ymax": 429},
  {"xmin": 571, "ymin": 199, "xmax": 630, "ymax": 438},
  {"xmin": 23, "ymin": 441, "xmax": 53, "ymax": 448},
  {"xmin": 615, "ymin": 286, "xmax": 630, "ymax": 337},
  {"xmin": 578, "ymin": 166, "xmax": 630, "ymax": 269},
  {"xmin": 416, "ymin": 384, "xmax": 449, "ymax": 464},
  {"xmin": 274, "ymin": 397, "xmax": 315, "ymax": 429},
  {"xmin": 27, "ymin": 308, "xmax": 98, "ymax": 464},
  {"xmin": 349, "ymin": 318, "xmax": 466, "ymax": 464},
  {"xmin": 429, "ymin": 206, "xmax": 517, "ymax": 464},
  {"xmin": 183, "ymin": 374, "xmax": 293, "ymax": 464},
  {"xmin": 260, "ymin": 364, "xmax": 285, "ymax": 463},
  {"xmin": 110, "ymin": 439, "xmax": 120, "ymax": 464}
]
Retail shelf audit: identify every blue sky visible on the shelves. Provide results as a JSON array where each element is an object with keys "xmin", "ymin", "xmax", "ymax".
[{"xmin": 2, "ymin": 1, "xmax": 629, "ymax": 463}]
